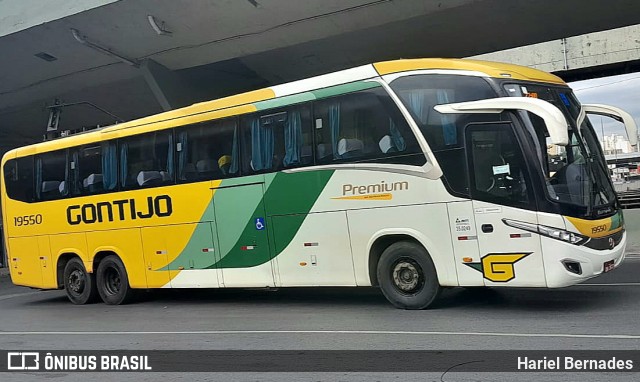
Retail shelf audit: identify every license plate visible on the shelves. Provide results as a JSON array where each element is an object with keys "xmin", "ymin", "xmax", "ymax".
[{"xmin": 603, "ymin": 260, "xmax": 615, "ymax": 273}]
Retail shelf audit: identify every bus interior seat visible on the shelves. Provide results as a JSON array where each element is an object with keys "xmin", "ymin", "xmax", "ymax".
[
  {"xmin": 41, "ymin": 180, "xmax": 61, "ymax": 198},
  {"xmin": 550, "ymin": 162, "xmax": 588, "ymax": 204},
  {"xmin": 83, "ymin": 173, "xmax": 104, "ymax": 193},
  {"xmin": 137, "ymin": 171, "xmax": 163, "ymax": 187},
  {"xmin": 337, "ymin": 138, "xmax": 364, "ymax": 158},
  {"xmin": 196, "ymin": 159, "xmax": 219, "ymax": 179},
  {"xmin": 196, "ymin": 159, "xmax": 218, "ymax": 172},
  {"xmin": 378, "ymin": 135, "xmax": 397, "ymax": 154},
  {"xmin": 58, "ymin": 181, "xmax": 66, "ymax": 195}
]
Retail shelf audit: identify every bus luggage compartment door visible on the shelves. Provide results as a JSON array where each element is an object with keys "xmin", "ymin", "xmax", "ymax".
[
  {"xmin": 212, "ymin": 181, "xmax": 275, "ymax": 288},
  {"xmin": 8, "ymin": 236, "xmax": 43, "ymax": 287}
]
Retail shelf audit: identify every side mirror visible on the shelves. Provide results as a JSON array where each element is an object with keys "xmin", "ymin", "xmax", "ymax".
[
  {"xmin": 581, "ymin": 104, "xmax": 638, "ymax": 147},
  {"xmin": 434, "ymin": 97, "xmax": 569, "ymax": 145}
]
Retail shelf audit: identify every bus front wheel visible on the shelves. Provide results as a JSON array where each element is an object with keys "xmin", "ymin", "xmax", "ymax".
[
  {"xmin": 63, "ymin": 257, "xmax": 98, "ymax": 305},
  {"xmin": 96, "ymin": 255, "xmax": 135, "ymax": 305},
  {"xmin": 377, "ymin": 241, "xmax": 441, "ymax": 310}
]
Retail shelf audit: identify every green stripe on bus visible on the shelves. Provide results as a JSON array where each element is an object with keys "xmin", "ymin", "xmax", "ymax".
[
  {"xmin": 253, "ymin": 81, "xmax": 381, "ymax": 112},
  {"xmin": 160, "ymin": 204, "xmax": 217, "ymax": 271},
  {"xmin": 210, "ymin": 170, "xmax": 334, "ymax": 268},
  {"xmin": 611, "ymin": 211, "xmax": 623, "ymax": 230}
]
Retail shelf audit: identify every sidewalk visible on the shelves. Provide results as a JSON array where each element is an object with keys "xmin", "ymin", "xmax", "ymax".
[{"xmin": 0, "ymin": 267, "xmax": 8, "ymax": 277}]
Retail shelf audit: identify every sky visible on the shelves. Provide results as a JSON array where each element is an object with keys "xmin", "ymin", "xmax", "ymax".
[{"xmin": 569, "ymin": 73, "xmax": 640, "ymax": 141}]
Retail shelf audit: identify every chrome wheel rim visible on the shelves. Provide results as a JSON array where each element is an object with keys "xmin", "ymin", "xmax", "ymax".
[{"xmin": 392, "ymin": 258, "xmax": 424, "ymax": 294}]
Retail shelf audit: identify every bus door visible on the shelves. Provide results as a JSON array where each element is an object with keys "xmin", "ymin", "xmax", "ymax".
[
  {"xmin": 466, "ymin": 122, "xmax": 546, "ymax": 287},
  {"xmin": 212, "ymin": 178, "xmax": 275, "ymax": 288}
]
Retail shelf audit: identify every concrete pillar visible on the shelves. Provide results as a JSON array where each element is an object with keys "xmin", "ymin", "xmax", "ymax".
[{"xmin": 140, "ymin": 59, "xmax": 195, "ymax": 111}]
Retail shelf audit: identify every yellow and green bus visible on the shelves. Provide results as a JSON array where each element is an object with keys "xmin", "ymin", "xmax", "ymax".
[{"xmin": 1, "ymin": 59, "xmax": 635, "ymax": 309}]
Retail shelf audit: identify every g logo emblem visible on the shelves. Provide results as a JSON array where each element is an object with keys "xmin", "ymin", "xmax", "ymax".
[{"xmin": 465, "ymin": 253, "xmax": 531, "ymax": 282}]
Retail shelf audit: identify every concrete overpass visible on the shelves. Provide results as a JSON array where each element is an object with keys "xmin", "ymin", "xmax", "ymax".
[
  {"xmin": 3, "ymin": 0, "xmax": 640, "ymax": 154},
  {"xmin": 606, "ymin": 152, "xmax": 640, "ymax": 166},
  {"xmin": 469, "ymin": 24, "xmax": 640, "ymax": 82}
]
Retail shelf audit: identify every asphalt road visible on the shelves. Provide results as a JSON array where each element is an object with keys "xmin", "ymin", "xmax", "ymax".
[{"xmin": 0, "ymin": 257, "xmax": 639, "ymax": 382}]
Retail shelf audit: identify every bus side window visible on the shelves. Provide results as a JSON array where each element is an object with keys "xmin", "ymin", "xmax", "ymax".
[
  {"xmin": 73, "ymin": 142, "xmax": 116, "ymax": 195},
  {"xmin": 3, "ymin": 157, "xmax": 35, "ymax": 203},
  {"xmin": 313, "ymin": 88, "xmax": 424, "ymax": 166},
  {"xmin": 35, "ymin": 149, "xmax": 69, "ymax": 201},
  {"xmin": 176, "ymin": 117, "xmax": 239, "ymax": 182},
  {"xmin": 241, "ymin": 113, "xmax": 277, "ymax": 174},
  {"xmin": 241, "ymin": 105, "xmax": 313, "ymax": 175},
  {"xmin": 120, "ymin": 131, "xmax": 174, "ymax": 189},
  {"xmin": 278, "ymin": 106, "xmax": 313, "ymax": 169}
]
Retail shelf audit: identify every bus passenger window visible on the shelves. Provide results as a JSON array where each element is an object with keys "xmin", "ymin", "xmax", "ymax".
[
  {"xmin": 35, "ymin": 150, "xmax": 69, "ymax": 201},
  {"xmin": 241, "ymin": 114, "xmax": 280, "ymax": 173},
  {"xmin": 73, "ymin": 142, "xmax": 116, "ymax": 195},
  {"xmin": 313, "ymin": 87, "xmax": 423, "ymax": 166},
  {"xmin": 176, "ymin": 118, "xmax": 238, "ymax": 182},
  {"xmin": 280, "ymin": 106, "xmax": 313, "ymax": 168},
  {"xmin": 241, "ymin": 105, "xmax": 313, "ymax": 175},
  {"xmin": 120, "ymin": 131, "xmax": 174, "ymax": 189},
  {"xmin": 3, "ymin": 157, "xmax": 35, "ymax": 202}
]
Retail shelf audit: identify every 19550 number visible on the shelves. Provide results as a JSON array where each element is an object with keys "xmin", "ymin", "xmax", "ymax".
[{"xmin": 14, "ymin": 214, "xmax": 43, "ymax": 226}]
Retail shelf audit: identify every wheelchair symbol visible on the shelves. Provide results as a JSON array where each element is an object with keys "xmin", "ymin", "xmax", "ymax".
[{"xmin": 255, "ymin": 217, "xmax": 265, "ymax": 230}]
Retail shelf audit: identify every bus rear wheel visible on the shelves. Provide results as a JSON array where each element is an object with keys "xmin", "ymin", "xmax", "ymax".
[
  {"xmin": 63, "ymin": 257, "xmax": 98, "ymax": 305},
  {"xmin": 377, "ymin": 241, "xmax": 440, "ymax": 310},
  {"xmin": 96, "ymin": 255, "xmax": 135, "ymax": 305}
]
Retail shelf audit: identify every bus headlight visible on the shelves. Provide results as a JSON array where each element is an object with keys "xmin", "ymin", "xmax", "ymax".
[{"xmin": 502, "ymin": 219, "xmax": 589, "ymax": 246}]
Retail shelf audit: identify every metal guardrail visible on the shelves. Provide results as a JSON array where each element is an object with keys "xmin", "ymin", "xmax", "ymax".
[{"xmin": 617, "ymin": 190, "xmax": 640, "ymax": 209}]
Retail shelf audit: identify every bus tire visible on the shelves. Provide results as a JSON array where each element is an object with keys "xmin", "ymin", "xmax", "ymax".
[
  {"xmin": 63, "ymin": 257, "xmax": 98, "ymax": 305},
  {"xmin": 376, "ymin": 241, "xmax": 440, "ymax": 310},
  {"xmin": 96, "ymin": 255, "xmax": 135, "ymax": 305}
]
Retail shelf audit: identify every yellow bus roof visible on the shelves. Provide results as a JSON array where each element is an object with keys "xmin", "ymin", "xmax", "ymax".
[{"xmin": 373, "ymin": 58, "xmax": 566, "ymax": 85}]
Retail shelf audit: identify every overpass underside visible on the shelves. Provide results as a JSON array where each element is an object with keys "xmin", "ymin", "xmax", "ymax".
[{"xmin": 2, "ymin": 0, "xmax": 640, "ymax": 154}]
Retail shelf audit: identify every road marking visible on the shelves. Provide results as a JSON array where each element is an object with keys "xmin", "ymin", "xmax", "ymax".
[
  {"xmin": 0, "ymin": 330, "xmax": 638, "ymax": 340},
  {"xmin": 581, "ymin": 283, "xmax": 640, "ymax": 286},
  {"xmin": 0, "ymin": 291, "xmax": 43, "ymax": 301}
]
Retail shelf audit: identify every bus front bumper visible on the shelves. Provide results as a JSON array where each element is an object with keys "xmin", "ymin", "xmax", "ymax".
[{"xmin": 542, "ymin": 231, "xmax": 627, "ymax": 288}]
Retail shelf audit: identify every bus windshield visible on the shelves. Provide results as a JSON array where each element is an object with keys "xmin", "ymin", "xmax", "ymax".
[{"xmin": 503, "ymin": 83, "xmax": 617, "ymax": 218}]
